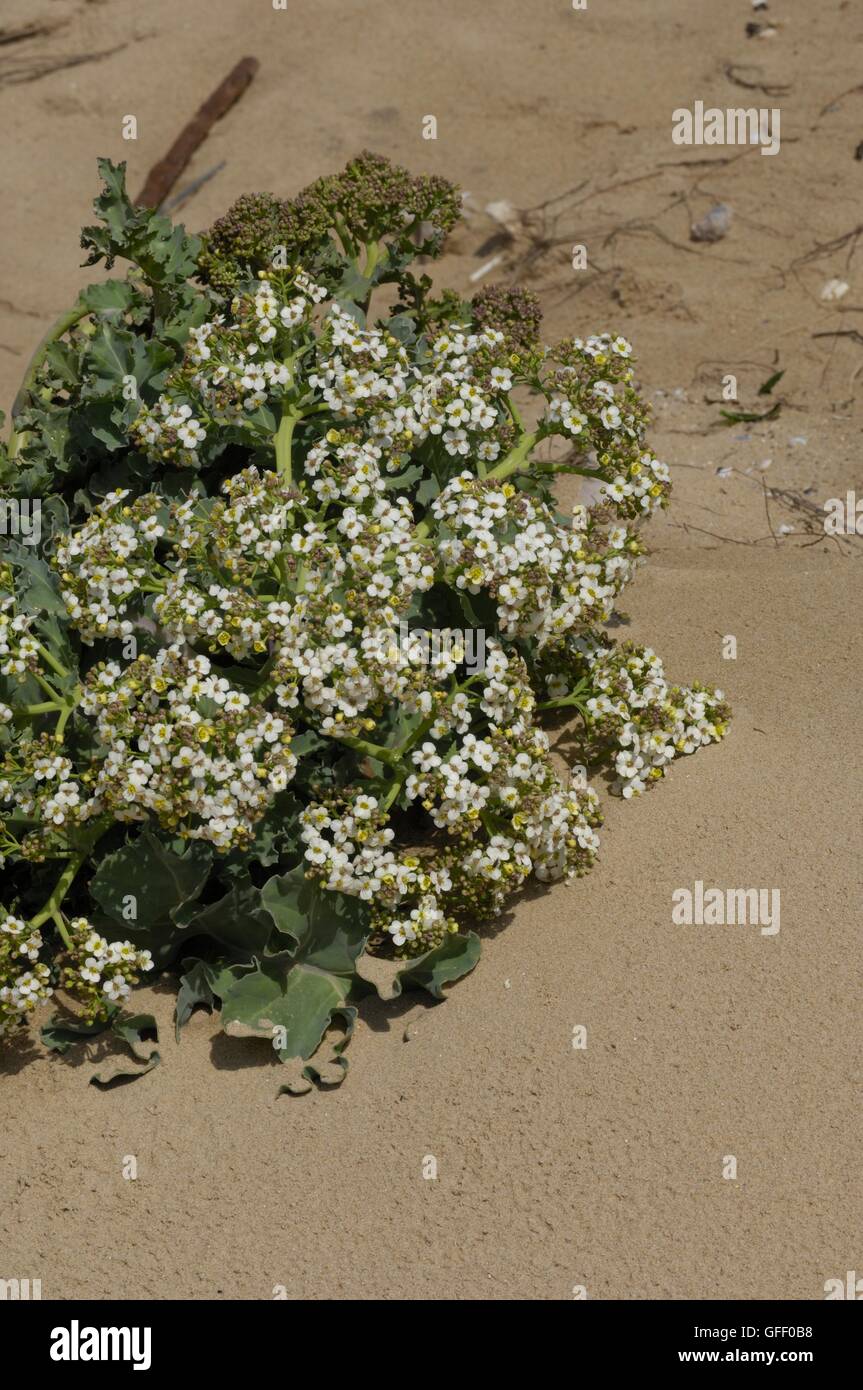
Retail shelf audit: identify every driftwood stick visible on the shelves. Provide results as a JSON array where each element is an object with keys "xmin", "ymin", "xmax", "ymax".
[{"xmin": 135, "ymin": 56, "xmax": 259, "ymax": 208}]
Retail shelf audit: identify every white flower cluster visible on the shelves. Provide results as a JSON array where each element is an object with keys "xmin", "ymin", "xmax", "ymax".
[
  {"xmin": 1, "ymin": 735, "xmax": 90, "ymax": 836},
  {"xmin": 60, "ymin": 917, "xmax": 154, "ymax": 1020},
  {"xmin": 543, "ymin": 334, "xmax": 633, "ymax": 437},
  {"xmin": 0, "ymin": 592, "xmax": 42, "ymax": 681},
  {"xmin": 299, "ymin": 644, "xmax": 601, "ymax": 953},
  {"xmin": 579, "ymin": 639, "xmax": 729, "ymax": 798},
  {"xmin": 600, "ymin": 452, "xmax": 671, "ymax": 517},
  {"xmin": 0, "ymin": 908, "xmax": 154, "ymax": 1037},
  {"xmin": 55, "ymin": 470, "xmax": 456, "ymax": 747},
  {"xmin": 310, "ymin": 314, "xmax": 514, "ymax": 466},
  {"xmin": 78, "ymin": 645, "xmax": 298, "ymax": 849},
  {"xmin": 130, "ymin": 271, "xmax": 329, "ymax": 467},
  {"xmin": 56, "ymin": 491, "xmax": 160, "ymax": 643},
  {"xmin": 126, "ymin": 278, "xmax": 657, "ymax": 497},
  {"xmin": 0, "ymin": 914, "xmax": 51, "ymax": 1036},
  {"xmin": 431, "ymin": 477, "xmax": 647, "ymax": 640},
  {"xmin": 301, "ymin": 796, "xmax": 448, "ymax": 896},
  {"xmin": 129, "ymin": 271, "xmax": 527, "ymax": 478}
]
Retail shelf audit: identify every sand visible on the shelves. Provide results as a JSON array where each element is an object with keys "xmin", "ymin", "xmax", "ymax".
[{"xmin": 1, "ymin": 0, "xmax": 860, "ymax": 1300}]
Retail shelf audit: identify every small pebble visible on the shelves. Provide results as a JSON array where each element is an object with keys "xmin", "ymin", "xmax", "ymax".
[
  {"xmin": 821, "ymin": 278, "xmax": 850, "ymax": 301},
  {"xmin": 484, "ymin": 199, "xmax": 522, "ymax": 237},
  {"xmin": 690, "ymin": 203, "xmax": 733, "ymax": 243}
]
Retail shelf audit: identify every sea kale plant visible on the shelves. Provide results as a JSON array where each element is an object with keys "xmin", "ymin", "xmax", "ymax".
[{"xmin": 0, "ymin": 154, "xmax": 729, "ymax": 1088}]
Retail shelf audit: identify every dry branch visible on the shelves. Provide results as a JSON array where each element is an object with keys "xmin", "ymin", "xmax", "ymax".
[{"xmin": 135, "ymin": 57, "xmax": 259, "ymax": 208}]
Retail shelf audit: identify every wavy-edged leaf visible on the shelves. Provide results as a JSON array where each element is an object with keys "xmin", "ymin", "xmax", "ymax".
[
  {"xmin": 278, "ymin": 1005, "xmax": 357, "ymax": 1094},
  {"xmin": 81, "ymin": 323, "xmax": 172, "ymax": 403},
  {"xmin": 394, "ymin": 931, "xmax": 481, "ymax": 1000},
  {"xmin": 81, "ymin": 158, "xmax": 201, "ymax": 288},
  {"xmin": 6, "ymin": 540, "xmax": 67, "ymax": 617},
  {"xmin": 41, "ymin": 1014, "xmax": 112, "ymax": 1054},
  {"xmin": 89, "ymin": 831, "xmax": 212, "ymax": 959},
  {"xmin": 91, "ymin": 1013, "xmax": 160, "ymax": 1087},
  {"xmin": 41, "ymin": 1010, "xmax": 158, "ymax": 1086},
  {"xmin": 260, "ymin": 865, "xmax": 370, "ymax": 973},
  {"xmin": 175, "ymin": 958, "xmax": 243, "ymax": 1038},
  {"xmin": 81, "ymin": 279, "xmax": 137, "ymax": 316},
  {"xmin": 220, "ymin": 958, "xmax": 352, "ymax": 1061},
  {"xmin": 173, "ymin": 872, "xmax": 271, "ymax": 956}
]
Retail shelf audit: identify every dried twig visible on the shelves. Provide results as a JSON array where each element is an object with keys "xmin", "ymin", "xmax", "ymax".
[
  {"xmin": 674, "ymin": 521, "xmax": 774, "ymax": 546},
  {"xmin": 658, "ymin": 148, "xmax": 758, "ymax": 170},
  {"xmin": 724, "ymin": 63, "xmax": 791, "ymax": 98},
  {"xmin": 136, "ymin": 57, "xmax": 259, "ymax": 208},
  {"xmin": 762, "ymin": 479, "xmax": 779, "ymax": 547},
  {"xmin": 791, "ymin": 224, "xmax": 863, "ymax": 270},
  {"xmin": 522, "ymin": 182, "xmax": 590, "ymax": 215},
  {"xmin": 0, "ymin": 20, "xmax": 67, "ymax": 46},
  {"xmin": 816, "ymin": 82, "xmax": 863, "ymax": 120},
  {"xmin": 812, "ymin": 329, "xmax": 863, "ymax": 347},
  {"xmin": 0, "ymin": 41, "xmax": 128, "ymax": 88},
  {"xmin": 567, "ymin": 170, "xmax": 666, "ymax": 206}
]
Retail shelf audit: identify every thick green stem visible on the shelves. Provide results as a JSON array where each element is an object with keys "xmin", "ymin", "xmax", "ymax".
[
  {"xmin": 35, "ymin": 642, "xmax": 70, "ymax": 682},
  {"xmin": 29, "ymin": 816, "xmax": 111, "ymax": 931},
  {"xmin": 336, "ymin": 734, "xmax": 405, "ymax": 769},
  {"xmin": 533, "ymin": 462, "xmax": 603, "ymax": 480},
  {"xmin": 50, "ymin": 909, "xmax": 72, "ymax": 950},
  {"xmin": 400, "ymin": 711, "xmax": 438, "ymax": 756},
  {"xmin": 381, "ymin": 776, "xmax": 404, "ymax": 813},
  {"xmin": 33, "ymin": 671, "xmax": 64, "ymax": 703},
  {"xmin": 13, "ymin": 700, "xmax": 62, "ymax": 719},
  {"xmin": 486, "ymin": 429, "xmax": 541, "ymax": 484},
  {"xmin": 363, "ymin": 239, "xmax": 382, "ymax": 280},
  {"xmin": 275, "ymin": 408, "xmax": 298, "ymax": 481},
  {"xmin": 8, "ymin": 298, "xmax": 91, "ymax": 457},
  {"xmin": 536, "ymin": 679, "xmax": 589, "ymax": 713},
  {"xmin": 54, "ymin": 690, "xmax": 80, "ymax": 742},
  {"xmin": 376, "ymin": 717, "xmax": 437, "ymax": 812}
]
